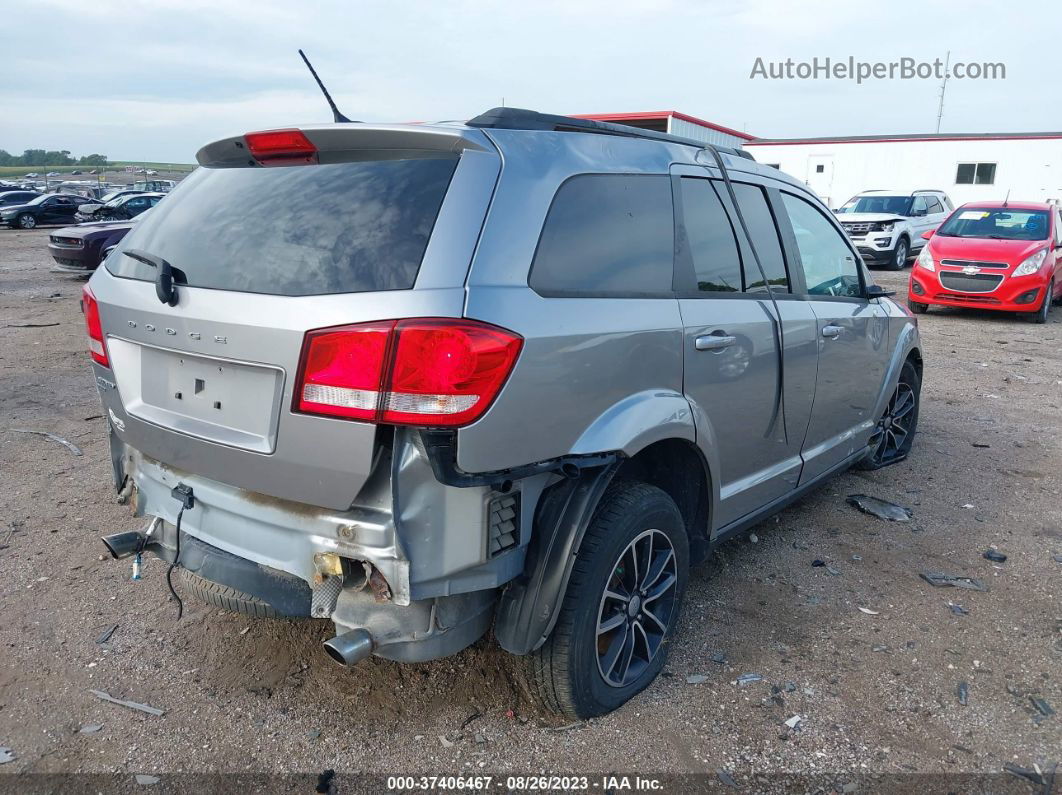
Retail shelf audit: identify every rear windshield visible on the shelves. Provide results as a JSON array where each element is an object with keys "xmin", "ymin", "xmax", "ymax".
[
  {"xmin": 107, "ymin": 155, "xmax": 458, "ymax": 296},
  {"xmin": 936, "ymin": 208, "xmax": 1050, "ymax": 240}
]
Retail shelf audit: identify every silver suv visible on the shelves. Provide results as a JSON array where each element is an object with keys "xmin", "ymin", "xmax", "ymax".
[{"xmin": 85, "ymin": 109, "xmax": 923, "ymax": 718}]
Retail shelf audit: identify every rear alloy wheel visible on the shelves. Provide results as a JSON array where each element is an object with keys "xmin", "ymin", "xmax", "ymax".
[
  {"xmin": 526, "ymin": 481, "xmax": 689, "ymax": 719},
  {"xmin": 17, "ymin": 213, "xmax": 36, "ymax": 229},
  {"xmin": 889, "ymin": 238, "xmax": 909, "ymax": 270},
  {"xmin": 907, "ymin": 298, "xmax": 928, "ymax": 314},
  {"xmin": 858, "ymin": 359, "xmax": 921, "ymax": 470},
  {"xmin": 1031, "ymin": 280, "xmax": 1053, "ymax": 324}
]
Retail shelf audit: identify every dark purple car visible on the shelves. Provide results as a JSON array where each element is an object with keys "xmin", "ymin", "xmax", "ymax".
[{"xmin": 48, "ymin": 218, "xmax": 138, "ymax": 274}]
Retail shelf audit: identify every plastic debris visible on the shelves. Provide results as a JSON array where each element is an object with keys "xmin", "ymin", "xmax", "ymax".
[
  {"xmin": 7, "ymin": 428, "xmax": 82, "ymax": 456},
  {"xmin": 920, "ymin": 572, "xmax": 988, "ymax": 592},
  {"xmin": 957, "ymin": 682, "xmax": 968, "ymax": 706},
  {"xmin": 716, "ymin": 769, "xmax": 739, "ymax": 789},
  {"xmin": 0, "ymin": 747, "xmax": 13, "ymax": 764},
  {"xmin": 686, "ymin": 674, "xmax": 708, "ymax": 684},
  {"xmin": 811, "ymin": 559, "xmax": 826, "ymax": 567},
  {"xmin": 961, "ymin": 503, "xmax": 975, "ymax": 509},
  {"xmin": 438, "ymin": 735, "xmax": 454, "ymax": 748},
  {"xmin": 948, "ymin": 603, "xmax": 969, "ymax": 616},
  {"xmin": 982, "ymin": 549, "xmax": 1007, "ymax": 563},
  {"xmin": 846, "ymin": 494, "xmax": 912, "ymax": 522},
  {"xmin": 783, "ymin": 715, "xmax": 802, "ymax": 729},
  {"xmin": 135, "ymin": 775, "xmax": 159, "ymax": 786},
  {"xmin": 971, "ymin": 442, "xmax": 990, "ymax": 448},
  {"xmin": 89, "ymin": 689, "xmax": 164, "ymax": 717},
  {"xmin": 825, "ymin": 565, "xmax": 841, "ymax": 576},
  {"xmin": 736, "ymin": 673, "xmax": 763, "ymax": 687},
  {"xmin": 78, "ymin": 724, "xmax": 103, "ymax": 735},
  {"xmin": 95, "ymin": 624, "xmax": 118, "ymax": 645},
  {"xmin": 748, "ymin": 533, "xmax": 758, "ymax": 543},
  {"xmin": 1053, "ymin": 554, "xmax": 1062, "ymax": 564},
  {"xmin": 709, "ymin": 651, "xmax": 727, "ymax": 665},
  {"xmin": 1030, "ymin": 697, "xmax": 1055, "ymax": 717},
  {"xmin": 315, "ymin": 769, "xmax": 336, "ymax": 794},
  {"xmin": 858, "ymin": 607, "xmax": 879, "ymax": 615}
]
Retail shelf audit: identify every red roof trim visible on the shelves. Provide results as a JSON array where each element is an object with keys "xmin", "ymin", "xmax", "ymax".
[
  {"xmin": 571, "ymin": 111, "xmax": 757, "ymax": 141},
  {"xmin": 746, "ymin": 133, "xmax": 1062, "ymax": 146}
]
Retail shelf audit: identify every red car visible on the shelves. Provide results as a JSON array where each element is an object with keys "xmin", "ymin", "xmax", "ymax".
[{"xmin": 908, "ymin": 201, "xmax": 1062, "ymax": 323}]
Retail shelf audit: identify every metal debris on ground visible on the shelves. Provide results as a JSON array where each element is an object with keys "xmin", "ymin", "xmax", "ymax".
[
  {"xmin": 1003, "ymin": 763, "xmax": 1044, "ymax": 787},
  {"xmin": 982, "ymin": 549, "xmax": 1007, "ymax": 563},
  {"xmin": 460, "ymin": 711, "xmax": 482, "ymax": 729},
  {"xmin": 920, "ymin": 572, "xmax": 988, "ymax": 592},
  {"xmin": 6, "ymin": 428, "xmax": 83, "ymax": 456},
  {"xmin": 858, "ymin": 607, "xmax": 879, "ymax": 615},
  {"xmin": 1029, "ymin": 697, "xmax": 1055, "ymax": 717},
  {"xmin": 95, "ymin": 624, "xmax": 118, "ymax": 644},
  {"xmin": 5, "ymin": 322, "xmax": 60, "ymax": 328},
  {"xmin": 957, "ymin": 682, "xmax": 969, "ymax": 706},
  {"xmin": 971, "ymin": 443, "xmax": 990, "ymax": 448},
  {"xmin": 0, "ymin": 747, "xmax": 13, "ymax": 764},
  {"xmin": 846, "ymin": 494, "xmax": 912, "ymax": 522},
  {"xmin": 78, "ymin": 724, "xmax": 103, "ymax": 735},
  {"xmin": 89, "ymin": 689, "xmax": 165, "ymax": 717},
  {"xmin": 686, "ymin": 674, "xmax": 708, "ymax": 684},
  {"xmin": 736, "ymin": 673, "xmax": 763, "ymax": 687}
]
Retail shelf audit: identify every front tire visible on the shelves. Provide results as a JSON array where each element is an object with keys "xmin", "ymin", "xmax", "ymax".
[
  {"xmin": 887, "ymin": 238, "xmax": 909, "ymax": 270},
  {"xmin": 1030, "ymin": 280, "xmax": 1053, "ymax": 324},
  {"xmin": 17, "ymin": 213, "xmax": 36, "ymax": 229},
  {"xmin": 907, "ymin": 298, "xmax": 928, "ymax": 314},
  {"xmin": 527, "ymin": 481, "xmax": 689, "ymax": 719},
  {"xmin": 858, "ymin": 359, "xmax": 921, "ymax": 470}
]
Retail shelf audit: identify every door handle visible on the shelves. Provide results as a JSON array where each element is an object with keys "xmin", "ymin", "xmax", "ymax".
[
  {"xmin": 821, "ymin": 324, "xmax": 842, "ymax": 339},
  {"xmin": 695, "ymin": 334, "xmax": 737, "ymax": 351}
]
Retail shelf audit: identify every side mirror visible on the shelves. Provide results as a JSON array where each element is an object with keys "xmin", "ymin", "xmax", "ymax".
[
  {"xmin": 866, "ymin": 284, "xmax": 896, "ymax": 299},
  {"xmin": 921, "ymin": 229, "xmax": 935, "ymax": 240}
]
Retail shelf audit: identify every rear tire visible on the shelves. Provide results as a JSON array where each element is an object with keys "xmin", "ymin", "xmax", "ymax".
[
  {"xmin": 179, "ymin": 568, "xmax": 281, "ymax": 619},
  {"xmin": 907, "ymin": 299, "xmax": 928, "ymax": 314},
  {"xmin": 526, "ymin": 481, "xmax": 689, "ymax": 719}
]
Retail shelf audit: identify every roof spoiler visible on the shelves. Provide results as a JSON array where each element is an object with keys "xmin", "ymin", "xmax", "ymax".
[{"xmin": 467, "ymin": 107, "xmax": 755, "ymax": 160}]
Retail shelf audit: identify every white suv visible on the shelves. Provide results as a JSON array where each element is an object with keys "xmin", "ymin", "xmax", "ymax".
[{"xmin": 835, "ymin": 190, "xmax": 953, "ymax": 270}]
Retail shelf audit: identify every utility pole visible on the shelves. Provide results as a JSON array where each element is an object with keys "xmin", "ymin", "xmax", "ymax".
[{"xmin": 935, "ymin": 51, "xmax": 950, "ymax": 134}]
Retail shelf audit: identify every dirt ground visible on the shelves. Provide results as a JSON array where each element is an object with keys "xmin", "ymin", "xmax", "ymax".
[{"xmin": 1, "ymin": 228, "xmax": 1059, "ymax": 791}]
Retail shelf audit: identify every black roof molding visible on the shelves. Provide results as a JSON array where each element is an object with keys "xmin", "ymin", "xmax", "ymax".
[{"xmin": 467, "ymin": 107, "xmax": 755, "ymax": 160}]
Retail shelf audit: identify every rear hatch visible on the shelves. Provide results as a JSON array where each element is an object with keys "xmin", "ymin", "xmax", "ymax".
[{"xmin": 88, "ymin": 124, "xmax": 500, "ymax": 510}]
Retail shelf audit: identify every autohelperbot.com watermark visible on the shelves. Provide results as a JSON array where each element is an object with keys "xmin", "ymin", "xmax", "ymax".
[{"xmin": 750, "ymin": 56, "xmax": 1005, "ymax": 83}]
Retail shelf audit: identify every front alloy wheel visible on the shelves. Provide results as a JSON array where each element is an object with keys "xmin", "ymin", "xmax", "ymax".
[
  {"xmin": 859, "ymin": 359, "xmax": 920, "ymax": 469},
  {"xmin": 890, "ymin": 238, "xmax": 909, "ymax": 270},
  {"xmin": 527, "ymin": 481, "xmax": 689, "ymax": 718},
  {"xmin": 17, "ymin": 214, "xmax": 36, "ymax": 229}
]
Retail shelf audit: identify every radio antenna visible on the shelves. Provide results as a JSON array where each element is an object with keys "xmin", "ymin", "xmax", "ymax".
[
  {"xmin": 1002, "ymin": 189, "xmax": 1010, "ymax": 207},
  {"xmin": 298, "ymin": 49, "xmax": 355, "ymax": 123}
]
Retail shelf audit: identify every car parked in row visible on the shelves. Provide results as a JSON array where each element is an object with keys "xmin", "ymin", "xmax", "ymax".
[
  {"xmin": 74, "ymin": 192, "xmax": 163, "ymax": 223},
  {"xmin": 49, "ymin": 217, "xmax": 139, "ymax": 274},
  {"xmin": 0, "ymin": 190, "xmax": 43, "ymax": 207},
  {"xmin": 0, "ymin": 193, "xmax": 83, "ymax": 229},
  {"xmin": 835, "ymin": 189, "xmax": 952, "ymax": 270},
  {"xmin": 909, "ymin": 201, "xmax": 1062, "ymax": 322},
  {"xmin": 86, "ymin": 109, "xmax": 922, "ymax": 718}
]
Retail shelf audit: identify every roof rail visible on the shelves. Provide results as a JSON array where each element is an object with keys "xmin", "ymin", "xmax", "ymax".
[
  {"xmin": 910, "ymin": 188, "xmax": 944, "ymax": 195},
  {"xmin": 466, "ymin": 107, "xmax": 755, "ymax": 161}
]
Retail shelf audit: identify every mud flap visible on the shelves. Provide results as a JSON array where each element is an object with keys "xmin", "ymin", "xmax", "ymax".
[
  {"xmin": 493, "ymin": 461, "xmax": 620, "ymax": 655},
  {"xmin": 108, "ymin": 421, "xmax": 127, "ymax": 494}
]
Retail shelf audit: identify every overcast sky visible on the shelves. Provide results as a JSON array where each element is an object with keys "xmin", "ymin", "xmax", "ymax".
[{"xmin": 5, "ymin": 0, "xmax": 1059, "ymax": 162}]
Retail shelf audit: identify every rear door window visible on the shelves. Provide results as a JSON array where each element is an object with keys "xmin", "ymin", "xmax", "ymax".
[
  {"xmin": 530, "ymin": 174, "xmax": 674, "ymax": 296},
  {"xmin": 730, "ymin": 183, "xmax": 790, "ymax": 293},
  {"xmin": 678, "ymin": 177, "xmax": 743, "ymax": 292},
  {"xmin": 107, "ymin": 156, "xmax": 459, "ymax": 296}
]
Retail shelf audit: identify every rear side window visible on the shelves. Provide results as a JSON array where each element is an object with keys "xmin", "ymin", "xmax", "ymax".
[
  {"xmin": 107, "ymin": 156, "xmax": 458, "ymax": 296},
  {"xmin": 530, "ymin": 174, "xmax": 674, "ymax": 296},
  {"xmin": 730, "ymin": 183, "xmax": 790, "ymax": 293},
  {"xmin": 679, "ymin": 177, "xmax": 743, "ymax": 292}
]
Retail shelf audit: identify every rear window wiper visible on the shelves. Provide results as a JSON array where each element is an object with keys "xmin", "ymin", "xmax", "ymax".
[{"xmin": 124, "ymin": 249, "xmax": 186, "ymax": 307}]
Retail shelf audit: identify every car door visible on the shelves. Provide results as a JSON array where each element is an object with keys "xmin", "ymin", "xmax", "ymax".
[
  {"xmin": 908, "ymin": 194, "xmax": 936, "ymax": 242},
  {"xmin": 54, "ymin": 196, "xmax": 79, "ymax": 222},
  {"xmin": 917, "ymin": 195, "xmax": 947, "ymax": 249},
  {"xmin": 674, "ymin": 167, "xmax": 818, "ymax": 529},
  {"xmin": 124, "ymin": 197, "xmax": 149, "ymax": 217},
  {"xmin": 777, "ymin": 190, "xmax": 890, "ymax": 483}
]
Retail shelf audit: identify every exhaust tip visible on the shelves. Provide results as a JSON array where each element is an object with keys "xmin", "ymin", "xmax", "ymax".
[
  {"xmin": 101, "ymin": 531, "xmax": 147, "ymax": 560},
  {"xmin": 323, "ymin": 628, "xmax": 374, "ymax": 667}
]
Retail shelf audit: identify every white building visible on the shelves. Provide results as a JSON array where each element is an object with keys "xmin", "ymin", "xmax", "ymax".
[
  {"xmin": 744, "ymin": 132, "xmax": 1062, "ymax": 209},
  {"xmin": 572, "ymin": 111, "xmax": 755, "ymax": 149}
]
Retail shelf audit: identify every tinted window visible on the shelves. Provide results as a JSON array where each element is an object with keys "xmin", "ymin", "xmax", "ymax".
[
  {"xmin": 679, "ymin": 178, "xmax": 742, "ymax": 292},
  {"xmin": 731, "ymin": 183, "xmax": 789, "ymax": 292},
  {"xmin": 531, "ymin": 174, "xmax": 674, "ymax": 295},
  {"xmin": 782, "ymin": 193, "xmax": 862, "ymax": 298},
  {"xmin": 926, "ymin": 197, "xmax": 944, "ymax": 214},
  {"xmin": 108, "ymin": 156, "xmax": 458, "ymax": 296}
]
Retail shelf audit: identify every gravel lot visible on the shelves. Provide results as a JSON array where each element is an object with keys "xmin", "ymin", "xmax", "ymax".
[{"xmin": 1, "ymin": 229, "xmax": 1059, "ymax": 790}]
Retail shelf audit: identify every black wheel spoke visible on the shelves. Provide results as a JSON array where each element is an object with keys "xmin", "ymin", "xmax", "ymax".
[
  {"xmin": 600, "ymin": 622, "xmax": 629, "ymax": 682},
  {"xmin": 598, "ymin": 611, "xmax": 625, "ymax": 635},
  {"xmin": 641, "ymin": 548, "xmax": 675, "ymax": 592}
]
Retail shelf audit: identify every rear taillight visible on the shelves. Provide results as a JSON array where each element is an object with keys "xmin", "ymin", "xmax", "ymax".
[
  {"xmin": 294, "ymin": 319, "xmax": 523, "ymax": 427},
  {"xmin": 81, "ymin": 284, "xmax": 108, "ymax": 367},
  {"xmin": 244, "ymin": 129, "xmax": 318, "ymax": 166}
]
